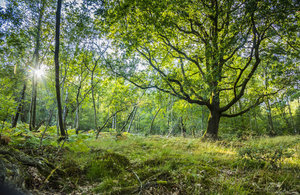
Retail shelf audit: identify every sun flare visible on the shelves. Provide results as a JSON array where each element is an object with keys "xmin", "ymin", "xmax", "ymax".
[
  {"xmin": 32, "ymin": 65, "xmax": 47, "ymax": 79},
  {"xmin": 34, "ymin": 69, "xmax": 45, "ymax": 79}
]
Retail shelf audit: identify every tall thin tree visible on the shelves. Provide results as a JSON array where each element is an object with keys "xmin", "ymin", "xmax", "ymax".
[
  {"xmin": 54, "ymin": 0, "xmax": 66, "ymax": 138},
  {"xmin": 29, "ymin": 1, "xmax": 44, "ymax": 131}
]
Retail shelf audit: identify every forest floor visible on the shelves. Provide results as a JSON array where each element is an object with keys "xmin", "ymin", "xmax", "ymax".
[{"xmin": 0, "ymin": 124, "xmax": 299, "ymax": 194}]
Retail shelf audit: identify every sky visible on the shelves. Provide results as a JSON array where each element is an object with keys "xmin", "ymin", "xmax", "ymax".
[{"xmin": 0, "ymin": 0, "xmax": 5, "ymax": 8}]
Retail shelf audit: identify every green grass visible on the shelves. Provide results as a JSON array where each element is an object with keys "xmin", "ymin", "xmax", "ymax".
[
  {"xmin": 61, "ymin": 133, "xmax": 300, "ymax": 194},
  {"xmin": 2, "ymin": 123, "xmax": 299, "ymax": 194}
]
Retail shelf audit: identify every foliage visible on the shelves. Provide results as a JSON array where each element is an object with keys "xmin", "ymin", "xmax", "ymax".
[{"xmin": 0, "ymin": 0, "xmax": 299, "ymax": 194}]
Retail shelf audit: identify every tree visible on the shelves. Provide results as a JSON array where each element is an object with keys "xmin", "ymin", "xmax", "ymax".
[
  {"xmin": 104, "ymin": 0, "xmax": 299, "ymax": 138},
  {"xmin": 29, "ymin": 0, "xmax": 45, "ymax": 131},
  {"xmin": 54, "ymin": 0, "xmax": 66, "ymax": 138}
]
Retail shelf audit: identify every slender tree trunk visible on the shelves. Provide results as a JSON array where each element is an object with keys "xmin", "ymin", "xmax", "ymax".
[
  {"xmin": 180, "ymin": 117, "xmax": 186, "ymax": 138},
  {"xmin": 54, "ymin": 0, "xmax": 66, "ymax": 138},
  {"xmin": 62, "ymin": 89, "xmax": 68, "ymax": 129},
  {"xmin": 56, "ymin": 112, "xmax": 59, "ymax": 136},
  {"xmin": 127, "ymin": 106, "xmax": 137, "ymax": 133},
  {"xmin": 29, "ymin": 2, "xmax": 44, "ymax": 131},
  {"xmin": 75, "ymin": 105, "xmax": 79, "ymax": 134},
  {"xmin": 12, "ymin": 83, "xmax": 26, "ymax": 128},
  {"xmin": 111, "ymin": 112, "xmax": 114, "ymax": 129},
  {"xmin": 40, "ymin": 106, "xmax": 54, "ymax": 147},
  {"xmin": 266, "ymin": 99, "xmax": 275, "ymax": 136},
  {"xmin": 74, "ymin": 79, "xmax": 81, "ymax": 134},
  {"xmin": 201, "ymin": 106, "xmax": 205, "ymax": 131},
  {"xmin": 20, "ymin": 104, "xmax": 27, "ymax": 123},
  {"xmin": 29, "ymin": 74, "xmax": 37, "ymax": 131},
  {"xmin": 149, "ymin": 107, "xmax": 161, "ymax": 135},
  {"xmin": 287, "ymin": 97, "xmax": 296, "ymax": 133},
  {"xmin": 91, "ymin": 73, "xmax": 97, "ymax": 129},
  {"xmin": 281, "ymin": 107, "xmax": 291, "ymax": 129},
  {"xmin": 254, "ymin": 111, "xmax": 257, "ymax": 131},
  {"xmin": 264, "ymin": 68, "xmax": 275, "ymax": 136}
]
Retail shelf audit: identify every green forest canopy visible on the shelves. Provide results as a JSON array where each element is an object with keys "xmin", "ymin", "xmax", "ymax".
[{"xmin": 0, "ymin": 0, "xmax": 299, "ymax": 138}]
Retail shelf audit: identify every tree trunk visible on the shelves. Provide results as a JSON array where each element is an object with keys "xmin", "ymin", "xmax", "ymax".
[
  {"xmin": 75, "ymin": 106, "xmax": 79, "ymax": 134},
  {"xmin": 120, "ymin": 107, "xmax": 136, "ymax": 132},
  {"xmin": 201, "ymin": 106, "xmax": 205, "ymax": 131},
  {"xmin": 287, "ymin": 97, "xmax": 297, "ymax": 134},
  {"xmin": 149, "ymin": 107, "xmax": 161, "ymax": 135},
  {"xmin": 54, "ymin": 0, "xmax": 66, "ymax": 138},
  {"xmin": 90, "ymin": 70, "xmax": 98, "ymax": 130},
  {"xmin": 40, "ymin": 106, "xmax": 54, "ymax": 147},
  {"xmin": 180, "ymin": 117, "xmax": 186, "ymax": 138},
  {"xmin": 127, "ymin": 106, "xmax": 137, "ymax": 133},
  {"xmin": 29, "ymin": 74, "xmax": 37, "ymax": 131},
  {"xmin": 29, "ymin": 3, "xmax": 44, "ymax": 131},
  {"xmin": 266, "ymin": 99, "xmax": 275, "ymax": 136},
  {"xmin": 12, "ymin": 83, "xmax": 26, "ymax": 128},
  {"xmin": 20, "ymin": 104, "xmax": 27, "ymax": 123},
  {"xmin": 62, "ymin": 89, "xmax": 68, "ymax": 130},
  {"xmin": 205, "ymin": 108, "xmax": 220, "ymax": 139}
]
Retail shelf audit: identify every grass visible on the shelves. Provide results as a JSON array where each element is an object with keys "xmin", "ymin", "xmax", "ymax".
[
  {"xmin": 1, "ymin": 123, "xmax": 299, "ymax": 194},
  {"xmin": 62, "ymin": 133, "xmax": 300, "ymax": 194}
]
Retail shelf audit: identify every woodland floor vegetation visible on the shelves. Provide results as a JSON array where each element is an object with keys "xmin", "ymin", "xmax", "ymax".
[
  {"xmin": 0, "ymin": 122, "xmax": 299, "ymax": 194},
  {"xmin": 0, "ymin": 0, "xmax": 299, "ymax": 194}
]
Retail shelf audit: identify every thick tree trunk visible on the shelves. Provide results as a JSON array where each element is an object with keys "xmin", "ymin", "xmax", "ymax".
[
  {"xmin": 12, "ymin": 83, "xmax": 26, "ymax": 128},
  {"xmin": 205, "ymin": 109, "xmax": 220, "ymax": 139},
  {"xmin": 54, "ymin": 0, "xmax": 66, "ymax": 138}
]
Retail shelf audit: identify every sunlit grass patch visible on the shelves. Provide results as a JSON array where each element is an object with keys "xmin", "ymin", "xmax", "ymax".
[{"xmin": 4, "ymin": 124, "xmax": 299, "ymax": 194}]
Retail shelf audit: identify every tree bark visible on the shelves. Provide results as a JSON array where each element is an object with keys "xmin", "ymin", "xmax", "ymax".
[
  {"xmin": 180, "ymin": 117, "xmax": 186, "ymax": 138},
  {"xmin": 204, "ymin": 88, "xmax": 221, "ymax": 139},
  {"xmin": 266, "ymin": 99, "xmax": 275, "ymax": 136},
  {"xmin": 287, "ymin": 97, "xmax": 296, "ymax": 134},
  {"xmin": 120, "ymin": 106, "xmax": 137, "ymax": 132},
  {"xmin": 54, "ymin": 0, "xmax": 66, "ymax": 138},
  {"xmin": 149, "ymin": 107, "xmax": 161, "ymax": 135},
  {"xmin": 91, "ymin": 75, "xmax": 97, "ymax": 129},
  {"xmin": 40, "ymin": 106, "xmax": 54, "ymax": 147},
  {"xmin": 205, "ymin": 108, "xmax": 221, "ymax": 139},
  {"xmin": 12, "ymin": 83, "xmax": 26, "ymax": 128},
  {"xmin": 264, "ymin": 67, "xmax": 275, "ymax": 136},
  {"xmin": 127, "ymin": 106, "xmax": 137, "ymax": 133},
  {"xmin": 29, "ymin": 2, "xmax": 44, "ymax": 131},
  {"xmin": 75, "ymin": 105, "xmax": 79, "ymax": 134},
  {"xmin": 62, "ymin": 89, "xmax": 68, "ymax": 130}
]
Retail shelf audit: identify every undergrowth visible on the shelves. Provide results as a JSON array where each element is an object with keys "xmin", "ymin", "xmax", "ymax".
[{"xmin": 1, "ymin": 122, "xmax": 299, "ymax": 194}]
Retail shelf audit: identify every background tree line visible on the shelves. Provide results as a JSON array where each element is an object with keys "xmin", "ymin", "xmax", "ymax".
[{"xmin": 0, "ymin": 0, "xmax": 299, "ymax": 139}]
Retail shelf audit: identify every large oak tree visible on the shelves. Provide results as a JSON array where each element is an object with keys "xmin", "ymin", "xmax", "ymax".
[{"xmin": 104, "ymin": 0, "xmax": 299, "ymax": 138}]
